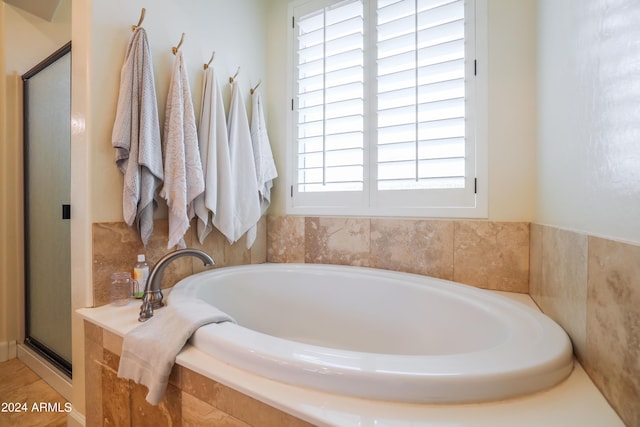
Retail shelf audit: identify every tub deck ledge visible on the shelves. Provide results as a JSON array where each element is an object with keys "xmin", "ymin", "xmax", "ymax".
[{"xmin": 78, "ymin": 291, "xmax": 623, "ymax": 427}]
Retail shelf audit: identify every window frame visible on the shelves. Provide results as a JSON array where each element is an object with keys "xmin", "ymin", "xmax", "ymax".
[{"xmin": 286, "ymin": 0, "xmax": 488, "ymax": 218}]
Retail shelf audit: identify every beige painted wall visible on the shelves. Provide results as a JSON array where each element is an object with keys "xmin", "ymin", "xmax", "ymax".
[
  {"xmin": 88, "ymin": 1, "xmax": 269, "ymax": 223},
  {"xmin": 4, "ymin": 1, "xmax": 71, "ymax": 73},
  {"xmin": 537, "ymin": 0, "xmax": 640, "ymax": 244},
  {"xmin": 0, "ymin": 3, "xmax": 10, "ymax": 359},
  {"xmin": 487, "ymin": 0, "xmax": 537, "ymax": 221}
]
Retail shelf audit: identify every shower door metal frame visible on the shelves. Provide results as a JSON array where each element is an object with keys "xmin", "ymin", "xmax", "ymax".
[{"xmin": 22, "ymin": 42, "xmax": 73, "ymax": 378}]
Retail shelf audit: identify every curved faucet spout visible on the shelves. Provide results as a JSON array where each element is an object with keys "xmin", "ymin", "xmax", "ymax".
[{"xmin": 138, "ymin": 248, "xmax": 215, "ymax": 322}]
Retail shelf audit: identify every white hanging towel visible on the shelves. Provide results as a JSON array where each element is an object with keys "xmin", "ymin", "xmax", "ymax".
[
  {"xmin": 193, "ymin": 66, "xmax": 235, "ymax": 244},
  {"xmin": 250, "ymin": 90, "xmax": 278, "ymax": 215},
  {"xmin": 160, "ymin": 50, "xmax": 204, "ymax": 249},
  {"xmin": 227, "ymin": 80, "xmax": 261, "ymax": 248},
  {"xmin": 112, "ymin": 27, "xmax": 163, "ymax": 247}
]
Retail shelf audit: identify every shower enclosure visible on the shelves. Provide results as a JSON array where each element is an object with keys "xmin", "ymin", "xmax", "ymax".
[{"xmin": 22, "ymin": 42, "xmax": 72, "ymax": 376}]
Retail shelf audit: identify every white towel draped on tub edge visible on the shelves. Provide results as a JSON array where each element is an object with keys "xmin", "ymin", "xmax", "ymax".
[
  {"xmin": 112, "ymin": 27, "xmax": 163, "ymax": 247},
  {"xmin": 160, "ymin": 50, "xmax": 205, "ymax": 249},
  {"xmin": 118, "ymin": 299, "xmax": 235, "ymax": 406}
]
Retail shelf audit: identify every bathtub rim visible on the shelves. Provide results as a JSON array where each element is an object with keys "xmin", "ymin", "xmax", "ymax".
[
  {"xmin": 169, "ymin": 263, "xmax": 575, "ymax": 403},
  {"xmin": 77, "ymin": 281, "xmax": 624, "ymax": 427}
]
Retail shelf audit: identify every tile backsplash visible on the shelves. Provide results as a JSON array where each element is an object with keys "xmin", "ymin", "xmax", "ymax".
[
  {"xmin": 267, "ymin": 216, "xmax": 530, "ymax": 293},
  {"xmin": 530, "ymin": 224, "xmax": 640, "ymax": 427},
  {"xmin": 91, "ymin": 215, "xmax": 637, "ymax": 426},
  {"xmin": 91, "ymin": 217, "xmax": 266, "ymax": 307},
  {"xmin": 93, "ymin": 215, "xmax": 530, "ymax": 304}
]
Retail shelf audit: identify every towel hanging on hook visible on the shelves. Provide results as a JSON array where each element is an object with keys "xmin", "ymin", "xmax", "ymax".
[
  {"xmin": 132, "ymin": 8, "xmax": 146, "ymax": 32},
  {"xmin": 172, "ymin": 33, "xmax": 186, "ymax": 55},
  {"xmin": 250, "ymin": 80, "xmax": 262, "ymax": 95},
  {"xmin": 203, "ymin": 51, "xmax": 215, "ymax": 70},
  {"xmin": 229, "ymin": 67, "xmax": 240, "ymax": 84}
]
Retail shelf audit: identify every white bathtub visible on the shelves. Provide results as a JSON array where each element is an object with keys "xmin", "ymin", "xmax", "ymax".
[{"xmin": 168, "ymin": 263, "xmax": 573, "ymax": 403}]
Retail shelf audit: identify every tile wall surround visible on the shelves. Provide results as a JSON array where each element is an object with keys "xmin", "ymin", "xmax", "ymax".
[
  {"xmin": 93, "ymin": 216, "xmax": 531, "ymax": 306},
  {"xmin": 267, "ymin": 215, "xmax": 530, "ymax": 293},
  {"xmin": 530, "ymin": 224, "xmax": 640, "ymax": 427},
  {"xmin": 84, "ymin": 321, "xmax": 313, "ymax": 426},
  {"xmin": 91, "ymin": 215, "xmax": 637, "ymax": 425},
  {"xmin": 91, "ymin": 217, "xmax": 267, "ymax": 307}
]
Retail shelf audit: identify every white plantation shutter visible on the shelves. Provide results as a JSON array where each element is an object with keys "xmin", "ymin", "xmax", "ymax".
[
  {"xmin": 290, "ymin": 0, "xmax": 483, "ymax": 216},
  {"xmin": 376, "ymin": 0, "xmax": 466, "ymax": 190},
  {"xmin": 295, "ymin": 0, "xmax": 365, "ymax": 193}
]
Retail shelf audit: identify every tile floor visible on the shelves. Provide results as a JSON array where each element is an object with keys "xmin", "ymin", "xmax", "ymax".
[{"xmin": 0, "ymin": 358, "xmax": 68, "ymax": 426}]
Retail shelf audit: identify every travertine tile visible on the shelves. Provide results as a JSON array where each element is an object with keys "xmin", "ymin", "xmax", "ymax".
[
  {"xmin": 212, "ymin": 381, "xmax": 314, "ymax": 427},
  {"xmin": 180, "ymin": 368, "xmax": 312, "ymax": 426},
  {"xmin": 179, "ymin": 368, "xmax": 224, "ymax": 407},
  {"xmin": 190, "ymin": 216, "xmax": 267, "ymax": 268},
  {"xmin": 223, "ymin": 388, "xmax": 313, "ymax": 427},
  {"xmin": 190, "ymin": 225, "xmax": 226, "ymax": 271},
  {"xmin": 84, "ymin": 320, "xmax": 103, "ymax": 345},
  {"xmin": 182, "ymin": 392, "xmax": 249, "ymax": 427},
  {"xmin": 93, "ymin": 216, "xmax": 271, "ymax": 308},
  {"xmin": 528, "ymin": 223, "xmax": 544, "ymax": 305},
  {"xmin": 267, "ymin": 215, "xmax": 305, "ymax": 263},
  {"xmin": 539, "ymin": 226, "xmax": 588, "ymax": 359},
  {"xmin": 102, "ymin": 361, "xmax": 131, "ymax": 426},
  {"xmin": 453, "ymin": 221, "xmax": 529, "ymax": 292},
  {"xmin": 305, "ymin": 217, "xmax": 370, "ymax": 266},
  {"xmin": 370, "ymin": 218, "xmax": 454, "ymax": 279},
  {"xmin": 103, "ymin": 329, "xmax": 123, "ymax": 357},
  {"xmin": 131, "ymin": 381, "xmax": 181, "ymax": 427},
  {"xmin": 103, "ymin": 349, "xmax": 120, "ymax": 372},
  {"xmin": 84, "ymin": 322, "xmax": 103, "ymax": 427},
  {"xmin": 168, "ymin": 364, "xmax": 182, "ymax": 388},
  {"xmin": 141, "ymin": 220, "xmax": 193, "ymax": 290},
  {"xmin": 586, "ymin": 237, "xmax": 640, "ymax": 427},
  {"xmin": 224, "ymin": 234, "xmax": 251, "ymax": 266},
  {"xmin": 250, "ymin": 216, "xmax": 268, "ymax": 264},
  {"xmin": 93, "ymin": 220, "xmax": 193, "ymax": 306},
  {"xmin": 92, "ymin": 221, "xmax": 140, "ymax": 307}
]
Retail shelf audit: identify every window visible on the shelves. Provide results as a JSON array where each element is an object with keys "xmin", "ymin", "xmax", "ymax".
[{"xmin": 288, "ymin": 0, "xmax": 487, "ymax": 217}]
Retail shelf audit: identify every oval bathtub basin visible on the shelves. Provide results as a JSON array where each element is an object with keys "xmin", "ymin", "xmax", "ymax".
[{"xmin": 168, "ymin": 263, "xmax": 573, "ymax": 403}]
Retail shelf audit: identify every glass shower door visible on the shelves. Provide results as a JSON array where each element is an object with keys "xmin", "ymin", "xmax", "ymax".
[{"xmin": 22, "ymin": 43, "xmax": 72, "ymax": 376}]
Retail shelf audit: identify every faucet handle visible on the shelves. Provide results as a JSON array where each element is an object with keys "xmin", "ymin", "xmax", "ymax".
[{"xmin": 138, "ymin": 298, "xmax": 154, "ymax": 322}]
